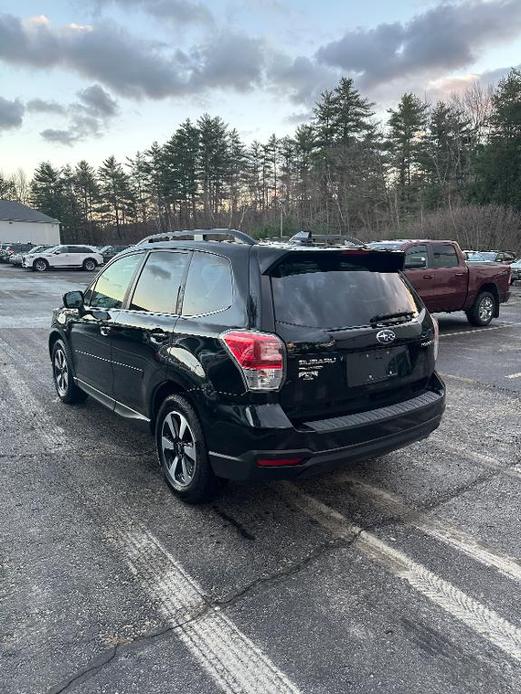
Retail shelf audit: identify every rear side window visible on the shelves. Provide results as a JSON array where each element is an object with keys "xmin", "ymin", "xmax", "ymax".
[
  {"xmin": 431, "ymin": 244, "xmax": 459, "ymax": 268},
  {"xmin": 88, "ymin": 253, "xmax": 142, "ymax": 309},
  {"xmin": 270, "ymin": 256, "xmax": 420, "ymax": 330},
  {"xmin": 130, "ymin": 251, "xmax": 188, "ymax": 314},
  {"xmin": 182, "ymin": 252, "xmax": 233, "ymax": 316}
]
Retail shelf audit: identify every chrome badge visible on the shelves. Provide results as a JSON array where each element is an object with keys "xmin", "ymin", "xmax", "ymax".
[{"xmin": 376, "ymin": 329, "xmax": 396, "ymax": 344}]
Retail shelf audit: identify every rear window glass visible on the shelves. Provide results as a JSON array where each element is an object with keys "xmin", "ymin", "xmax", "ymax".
[{"xmin": 270, "ymin": 257, "xmax": 420, "ymax": 330}]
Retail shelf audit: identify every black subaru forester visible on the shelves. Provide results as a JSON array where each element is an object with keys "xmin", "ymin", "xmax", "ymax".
[{"xmin": 49, "ymin": 229, "xmax": 445, "ymax": 503}]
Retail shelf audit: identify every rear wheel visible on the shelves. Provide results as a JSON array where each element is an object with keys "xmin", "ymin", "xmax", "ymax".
[
  {"xmin": 83, "ymin": 258, "xmax": 97, "ymax": 271},
  {"xmin": 466, "ymin": 291, "xmax": 496, "ymax": 327},
  {"xmin": 156, "ymin": 395, "xmax": 220, "ymax": 504},
  {"xmin": 52, "ymin": 340, "xmax": 87, "ymax": 404},
  {"xmin": 34, "ymin": 258, "xmax": 48, "ymax": 272}
]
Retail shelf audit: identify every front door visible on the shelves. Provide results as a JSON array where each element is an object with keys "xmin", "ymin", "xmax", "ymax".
[
  {"xmin": 69, "ymin": 252, "xmax": 144, "ymax": 401},
  {"xmin": 110, "ymin": 250, "xmax": 190, "ymax": 416}
]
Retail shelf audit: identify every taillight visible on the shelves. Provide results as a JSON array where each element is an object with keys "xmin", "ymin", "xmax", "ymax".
[
  {"xmin": 221, "ymin": 330, "xmax": 285, "ymax": 391},
  {"xmin": 432, "ymin": 318, "xmax": 439, "ymax": 361}
]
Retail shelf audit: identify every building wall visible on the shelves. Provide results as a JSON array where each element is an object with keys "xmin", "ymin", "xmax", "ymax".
[{"xmin": 0, "ymin": 221, "xmax": 61, "ymax": 244}]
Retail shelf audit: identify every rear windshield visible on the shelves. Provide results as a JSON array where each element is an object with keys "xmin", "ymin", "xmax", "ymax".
[{"xmin": 270, "ymin": 257, "xmax": 420, "ymax": 329}]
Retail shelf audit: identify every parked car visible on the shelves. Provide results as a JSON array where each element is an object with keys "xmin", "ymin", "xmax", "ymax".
[
  {"xmin": 23, "ymin": 244, "xmax": 103, "ymax": 272},
  {"xmin": 368, "ymin": 240, "xmax": 511, "ymax": 326},
  {"xmin": 509, "ymin": 259, "xmax": 521, "ymax": 284},
  {"xmin": 0, "ymin": 242, "xmax": 34, "ymax": 262},
  {"xmin": 97, "ymin": 245, "xmax": 129, "ymax": 263},
  {"xmin": 49, "ymin": 229, "xmax": 445, "ymax": 503},
  {"xmin": 466, "ymin": 250, "xmax": 516, "ymax": 264},
  {"xmin": 9, "ymin": 244, "xmax": 52, "ymax": 266}
]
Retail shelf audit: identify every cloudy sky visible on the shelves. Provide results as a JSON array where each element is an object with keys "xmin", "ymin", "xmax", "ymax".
[{"xmin": 1, "ymin": 0, "xmax": 521, "ymax": 174}]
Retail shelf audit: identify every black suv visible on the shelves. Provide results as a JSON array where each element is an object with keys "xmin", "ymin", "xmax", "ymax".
[{"xmin": 49, "ymin": 230, "xmax": 445, "ymax": 503}]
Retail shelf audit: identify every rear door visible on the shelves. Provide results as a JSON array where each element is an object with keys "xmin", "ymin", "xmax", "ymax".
[
  {"xmin": 110, "ymin": 250, "xmax": 190, "ymax": 416},
  {"xmin": 267, "ymin": 252, "xmax": 433, "ymax": 423},
  {"xmin": 428, "ymin": 243, "xmax": 468, "ymax": 311}
]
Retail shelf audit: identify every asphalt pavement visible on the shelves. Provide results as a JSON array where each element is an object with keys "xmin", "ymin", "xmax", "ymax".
[{"xmin": 1, "ymin": 263, "xmax": 520, "ymax": 694}]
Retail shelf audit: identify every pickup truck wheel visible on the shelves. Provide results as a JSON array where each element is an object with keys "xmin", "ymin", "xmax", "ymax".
[{"xmin": 466, "ymin": 291, "xmax": 496, "ymax": 327}]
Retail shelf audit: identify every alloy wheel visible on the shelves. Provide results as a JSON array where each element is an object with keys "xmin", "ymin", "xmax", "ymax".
[
  {"xmin": 161, "ymin": 411, "xmax": 197, "ymax": 488},
  {"xmin": 478, "ymin": 296, "xmax": 494, "ymax": 322},
  {"xmin": 35, "ymin": 260, "xmax": 46, "ymax": 272},
  {"xmin": 53, "ymin": 348, "xmax": 69, "ymax": 396}
]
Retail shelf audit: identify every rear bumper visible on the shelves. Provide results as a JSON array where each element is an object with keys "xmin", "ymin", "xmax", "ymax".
[{"xmin": 207, "ymin": 374, "xmax": 445, "ymax": 481}]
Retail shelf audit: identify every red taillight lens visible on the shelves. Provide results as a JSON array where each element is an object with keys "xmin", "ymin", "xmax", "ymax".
[
  {"xmin": 256, "ymin": 457, "xmax": 303, "ymax": 467},
  {"xmin": 221, "ymin": 330, "xmax": 285, "ymax": 391}
]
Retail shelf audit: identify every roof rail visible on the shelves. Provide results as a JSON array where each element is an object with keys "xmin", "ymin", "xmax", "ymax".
[{"xmin": 136, "ymin": 228, "xmax": 256, "ymax": 246}]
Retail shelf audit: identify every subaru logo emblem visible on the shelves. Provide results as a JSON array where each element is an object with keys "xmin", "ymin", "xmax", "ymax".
[{"xmin": 376, "ymin": 329, "xmax": 396, "ymax": 344}]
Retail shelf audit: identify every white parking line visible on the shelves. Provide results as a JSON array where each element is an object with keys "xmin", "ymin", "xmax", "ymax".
[
  {"xmin": 279, "ymin": 484, "xmax": 521, "ymax": 664},
  {"xmin": 337, "ymin": 475, "xmax": 521, "ymax": 582},
  {"xmin": 431, "ymin": 440, "xmax": 521, "ymax": 481},
  {"xmin": 506, "ymin": 372, "xmax": 521, "ymax": 379},
  {"xmin": 118, "ymin": 527, "xmax": 301, "ymax": 694},
  {"xmin": 439, "ymin": 324, "xmax": 512, "ymax": 338}
]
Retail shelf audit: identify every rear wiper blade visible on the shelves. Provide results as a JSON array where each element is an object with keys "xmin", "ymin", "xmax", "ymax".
[{"xmin": 369, "ymin": 311, "xmax": 415, "ymax": 324}]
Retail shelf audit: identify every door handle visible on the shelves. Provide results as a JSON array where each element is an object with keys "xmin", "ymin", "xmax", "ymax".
[
  {"xmin": 100, "ymin": 326, "xmax": 112, "ymax": 337},
  {"xmin": 455, "ymin": 272, "xmax": 466, "ymax": 276},
  {"xmin": 423, "ymin": 274, "xmax": 433, "ymax": 280}
]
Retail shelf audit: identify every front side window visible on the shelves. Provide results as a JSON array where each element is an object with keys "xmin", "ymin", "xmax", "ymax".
[
  {"xmin": 130, "ymin": 251, "xmax": 188, "ymax": 314},
  {"xmin": 182, "ymin": 252, "xmax": 233, "ymax": 316},
  {"xmin": 404, "ymin": 245, "xmax": 428, "ymax": 269},
  {"xmin": 431, "ymin": 244, "xmax": 459, "ymax": 268},
  {"xmin": 88, "ymin": 253, "xmax": 142, "ymax": 309}
]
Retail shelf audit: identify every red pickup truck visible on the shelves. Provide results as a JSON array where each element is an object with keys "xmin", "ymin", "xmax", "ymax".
[{"xmin": 369, "ymin": 240, "xmax": 511, "ymax": 326}]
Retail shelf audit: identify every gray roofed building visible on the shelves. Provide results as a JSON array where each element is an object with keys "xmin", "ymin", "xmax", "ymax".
[
  {"xmin": 0, "ymin": 200, "xmax": 59, "ymax": 224},
  {"xmin": 0, "ymin": 200, "xmax": 61, "ymax": 244}
]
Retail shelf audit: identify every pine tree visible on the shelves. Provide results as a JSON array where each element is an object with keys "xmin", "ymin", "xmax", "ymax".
[
  {"xmin": 30, "ymin": 163, "xmax": 64, "ymax": 221},
  {"xmin": 386, "ymin": 93, "xmax": 428, "ymax": 214},
  {"xmin": 98, "ymin": 156, "xmax": 132, "ymax": 234},
  {"xmin": 197, "ymin": 114, "xmax": 229, "ymax": 218},
  {"xmin": 473, "ymin": 69, "xmax": 521, "ymax": 209},
  {"xmin": 74, "ymin": 160, "xmax": 99, "ymax": 234}
]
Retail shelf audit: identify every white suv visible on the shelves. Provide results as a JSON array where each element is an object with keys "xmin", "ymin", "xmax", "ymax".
[{"xmin": 23, "ymin": 245, "xmax": 104, "ymax": 272}]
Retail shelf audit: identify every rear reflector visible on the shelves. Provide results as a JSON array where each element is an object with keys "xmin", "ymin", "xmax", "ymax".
[
  {"xmin": 221, "ymin": 330, "xmax": 285, "ymax": 391},
  {"xmin": 256, "ymin": 457, "xmax": 303, "ymax": 467}
]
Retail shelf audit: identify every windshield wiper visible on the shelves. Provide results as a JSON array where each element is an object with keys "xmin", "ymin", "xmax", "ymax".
[{"xmin": 369, "ymin": 311, "xmax": 415, "ymax": 325}]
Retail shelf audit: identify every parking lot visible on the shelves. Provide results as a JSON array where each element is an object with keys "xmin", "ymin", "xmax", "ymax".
[{"xmin": 1, "ymin": 264, "xmax": 520, "ymax": 694}]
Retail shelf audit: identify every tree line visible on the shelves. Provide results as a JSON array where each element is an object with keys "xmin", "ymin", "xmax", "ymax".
[{"xmin": 1, "ymin": 69, "xmax": 521, "ymax": 250}]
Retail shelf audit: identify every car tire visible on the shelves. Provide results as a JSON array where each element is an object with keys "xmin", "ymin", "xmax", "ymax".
[
  {"xmin": 52, "ymin": 339, "xmax": 87, "ymax": 404},
  {"xmin": 156, "ymin": 394, "xmax": 220, "ymax": 504},
  {"xmin": 83, "ymin": 258, "xmax": 97, "ymax": 272},
  {"xmin": 34, "ymin": 258, "xmax": 48, "ymax": 272},
  {"xmin": 466, "ymin": 291, "xmax": 497, "ymax": 327}
]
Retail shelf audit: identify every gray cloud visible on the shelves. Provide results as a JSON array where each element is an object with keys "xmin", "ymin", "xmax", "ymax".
[
  {"xmin": 94, "ymin": 0, "xmax": 213, "ymax": 26},
  {"xmin": 0, "ymin": 14, "xmax": 184, "ymax": 99},
  {"xmin": 27, "ymin": 98, "xmax": 67, "ymax": 114},
  {"xmin": 317, "ymin": 0, "xmax": 521, "ymax": 88},
  {"xmin": 187, "ymin": 33, "xmax": 265, "ymax": 92},
  {"xmin": 268, "ymin": 54, "xmax": 337, "ymax": 105},
  {"xmin": 77, "ymin": 83, "xmax": 118, "ymax": 116},
  {"xmin": 0, "ymin": 96, "xmax": 24, "ymax": 130},
  {"xmin": 38, "ymin": 84, "xmax": 118, "ymax": 146},
  {"xmin": 40, "ymin": 128, "xmax": 78, "ymax": 145}
]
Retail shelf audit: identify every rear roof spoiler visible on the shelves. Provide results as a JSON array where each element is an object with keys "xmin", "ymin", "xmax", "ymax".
[{"xmin": 257, "ymin": 247, "xmax": 405, "ymax": 274}]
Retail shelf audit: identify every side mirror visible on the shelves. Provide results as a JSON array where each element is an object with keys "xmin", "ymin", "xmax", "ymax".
[
  {"xmin": 63, "ymin": 290, "xmax": 84, "ymax": 309},
  {"xmin": 53, "ymin": 250, "xmax": 61, "ymax": 254},
  {"xmin": 405, "ymin": 257, "xmax": 427, "ymax": 270}
]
